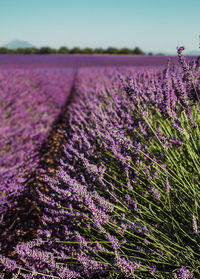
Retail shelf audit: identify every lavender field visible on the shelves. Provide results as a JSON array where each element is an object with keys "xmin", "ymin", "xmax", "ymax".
[
  {"xmin": 0, "ymin": 54, "xmax": 190, "ymax": 69},
  {"xmin": 0, "ymin": 50, "xmax": 200, "ymax": 279}
]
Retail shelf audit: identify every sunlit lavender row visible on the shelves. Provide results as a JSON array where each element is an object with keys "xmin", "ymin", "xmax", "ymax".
[
  {"xmin": 1, "ymin": 51, "xmax": 200, "ymax": 278},
  {"xmin": 0, "ymin": 68, "xmax": 74, "ymax": 227}
]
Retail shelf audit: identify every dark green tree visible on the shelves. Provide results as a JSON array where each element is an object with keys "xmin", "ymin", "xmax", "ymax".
[
  {"xmin": 70, "ymin": 47, "xmax": 82, "ymax": 54},
  {"xmin": 105, "ymin": 47, "xmax": 118, "ymax": 54},
  {"xmin": 38, "ymin": 47, "xmax": 54, "ymax": 54},
  {"xmin": 24, "ymin": 48, "xmax": 37, "ymax": 54},
  {"xmin": 82, "ymin": 47, "xmax": 94, "ymax": 54},
  {"xmin": 58, "ymin": 46, "xmax": 69, "ymax": 54},
  {"xmin": 119, "ymin": 48, "xmax": 132, "ymax": 55},
  {"xmin": 15, "ymin": 48, "xmax": 25, "ymax": 54},
  {"xmin": 94, "ymin": 48, "xmax": 104, "ymax": 54},
  {"xmin": 133, "ymin": 47, "xmax": 144, "ymax": 55},
  {"xmin": 0, "ymin": 47, "xmax": 9, "ymax": 54}
]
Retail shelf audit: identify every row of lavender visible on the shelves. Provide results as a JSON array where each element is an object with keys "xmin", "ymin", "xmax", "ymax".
[
  {"xmin": 0, "ymin": 68, "xmax": 74, "ymax": 227},
  {"xmin": 1, "ymin": 51, "xmax": 200, "ymax": 278}
]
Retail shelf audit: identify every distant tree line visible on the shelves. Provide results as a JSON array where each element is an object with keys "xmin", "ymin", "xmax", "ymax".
[{"xmin": 0, "ymin": 46, "xmax": 146, "ymax": 55}]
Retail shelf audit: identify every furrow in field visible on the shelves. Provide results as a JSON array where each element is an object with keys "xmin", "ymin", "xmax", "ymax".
[{"xmin": 0, "ymin": 70, "xmax": 77, "ymax": 257}]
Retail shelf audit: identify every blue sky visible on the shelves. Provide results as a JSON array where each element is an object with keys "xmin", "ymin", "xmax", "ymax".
[{"xmin": 0, "ymin": 0, "xmax": 199, "ymax": 52}]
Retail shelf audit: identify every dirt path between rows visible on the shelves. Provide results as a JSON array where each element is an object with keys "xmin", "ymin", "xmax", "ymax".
[{"xmin": 0, "ymin": 70, "xmax": 78, "ymax": 262}]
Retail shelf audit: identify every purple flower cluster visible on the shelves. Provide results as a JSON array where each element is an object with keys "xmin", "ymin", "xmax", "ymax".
[{"xmin": 174, "ymin": 266, "xmax": 193, "ymax": 279}]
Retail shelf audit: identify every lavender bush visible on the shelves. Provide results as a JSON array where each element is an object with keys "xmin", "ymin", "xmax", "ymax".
[{"xmin": 1, "ymin": 50, "xmax": 200, "ymax": 278}]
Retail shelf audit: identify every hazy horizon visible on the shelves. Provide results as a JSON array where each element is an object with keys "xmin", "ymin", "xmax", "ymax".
[{"xmin": 0, "ymin": 0, "xmax": 200, "ymax": 53}]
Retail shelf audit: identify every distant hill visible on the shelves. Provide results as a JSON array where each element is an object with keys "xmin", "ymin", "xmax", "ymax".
[{"xmin": 3, "ymin": 40, "xmax": 34, "ymax": 50}]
